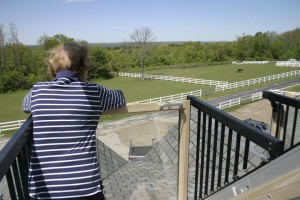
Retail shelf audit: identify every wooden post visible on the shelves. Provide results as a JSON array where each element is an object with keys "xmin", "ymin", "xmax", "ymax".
[
  {"xmin": 270, "ymin": 101, "xmax": 279, "ymax": 138},
  {"xmin": 177, "ymin": 100, "xmax": 191, "ymax": 200},
  {"xmin": 270, "ymin": 101, "xmax": 285, "ymax": 140}
]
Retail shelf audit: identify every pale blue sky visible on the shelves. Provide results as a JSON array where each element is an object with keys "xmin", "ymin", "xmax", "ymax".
[{"xmin": 0, "ymin": 0, "xmax": 299, "ymax": 45}]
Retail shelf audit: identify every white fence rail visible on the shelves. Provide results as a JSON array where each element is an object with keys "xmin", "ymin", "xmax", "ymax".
[
  {"xmin": 218, "ymin": 98, "xmax": 241, "ymax": 109},
  {"xmin": 218, "ymin": 92, "xmax": 263, "ymax": 110},
  {"xmin": 129, "ymin": 89, "xmax": 202, "ymax": 104},
  {"xmin": 216, "ymin": 70, "xmax": 300, "ymax": 92},
  {"xmin": 0, "ymin": 120, "xmax": 25, "ymax": 134},
  {"xmin": 119, "ymin": 72, "xmax": 228, "ymax": 86},
  {"xmin": 251, "ymin": 92, "xmax": 263, "ymax": 101},
  {"xmin": 276, "ymin": 61, "xmax": 300, "ymax": 67},
  {"xmin": 232, "ymin": 61, "xmax": 269, "ymax": 64}
]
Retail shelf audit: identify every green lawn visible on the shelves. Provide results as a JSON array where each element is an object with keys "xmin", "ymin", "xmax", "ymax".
[
  {"xmin": 0, "ymin": 90, "xmax": 31, "ymax": 122},
  {"xmin": 0, "ymin": 63, "xmax": 299, "ymax": 124},
  {"xmin": 144, "ymin": 63, "xmax": 297, "ymax": 82},
  {"xmin": 95, "ymin": 77, "xmax": 207, "ymax": 103}
]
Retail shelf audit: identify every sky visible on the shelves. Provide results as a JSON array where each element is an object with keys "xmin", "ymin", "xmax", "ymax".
[{"xmin": 0, "ymin": 0, "xmax": 300, "ymax": 45}]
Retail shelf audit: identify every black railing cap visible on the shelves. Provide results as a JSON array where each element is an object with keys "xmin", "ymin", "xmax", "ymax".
[{"xmin": 263, "ymin": 90, "xmax": 300, "ymax": 109}]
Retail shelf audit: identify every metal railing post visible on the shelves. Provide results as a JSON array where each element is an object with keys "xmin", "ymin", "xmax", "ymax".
[{"xmin": 177, "ymin": 100, "xmax": 191, "ymax": 200}]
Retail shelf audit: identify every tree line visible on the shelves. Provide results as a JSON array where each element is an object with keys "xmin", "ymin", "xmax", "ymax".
[{"xmin": 0, "ymin": 23, "xmax": 299, "ymax": 93}]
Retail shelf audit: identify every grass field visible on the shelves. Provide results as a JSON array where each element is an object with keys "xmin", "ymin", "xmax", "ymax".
[
  {"xmin": 95, "ymin": 77, "xmax": 210, "ymax": 102},
  {"xmin": 0, "ymin": 63, "xmax": 299, "ymax": 125},
  {"xmin": 144, "ymin": 63, "xmax": 297, "ymax": 82},
  {"xmin": 0, "ymin": 90, "xmax": 30, "ymax": 122}
]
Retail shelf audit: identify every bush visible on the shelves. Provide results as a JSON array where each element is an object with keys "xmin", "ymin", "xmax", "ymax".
[
  {"xmin": 88, "ymin": 66, "xmax": 114, "ymax": 80},
  {"xmin": 0, "ymin": 71, "xmax": 35, "ymax": 93}
]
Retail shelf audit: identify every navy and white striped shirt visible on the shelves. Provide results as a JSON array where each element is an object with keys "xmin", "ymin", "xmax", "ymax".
[{"xmin": 22, "ymin": 70, "xmax": 125, "ymax": 199}]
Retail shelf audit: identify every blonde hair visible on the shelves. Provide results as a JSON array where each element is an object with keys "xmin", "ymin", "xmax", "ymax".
[{"xmin": 46, "ymin": 42, "xmax": 89, "ymax": 81}]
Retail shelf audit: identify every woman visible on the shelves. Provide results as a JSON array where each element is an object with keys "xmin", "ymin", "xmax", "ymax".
[{"xmin": 22, "ymin": 42, "xmax": 126, "ymax": 199}]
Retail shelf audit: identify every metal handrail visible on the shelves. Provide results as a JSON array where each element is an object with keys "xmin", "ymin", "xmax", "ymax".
[
  {"xmin": 0, "ymin": 116, "xmax": 33, "ymax": 180},
  {"xmin": 263, "ymin": 90, "xmax": 300, "ymax": 108},
  {"xmin": 188, "ymin": 95, "xmax": 284, "ymax": 158},
  {"xmin": 187, "ymin": 95, "xmax": 284, "ymax": 199},
  {"xmin": 0, "ymin": 115, "xmax": 33, "ymax": 200},
  {"xmin": 1, "ymin": 94, "xmax": 293, "ymax": 200},
  {"xmin": 263, "ymin": 90, "xmax": 300, "ymax": 151}
]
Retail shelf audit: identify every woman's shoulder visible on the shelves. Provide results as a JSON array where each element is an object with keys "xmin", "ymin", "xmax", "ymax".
[{"xmin": 33, "ymin": 81, "xmax": 51, "ymax": 87}]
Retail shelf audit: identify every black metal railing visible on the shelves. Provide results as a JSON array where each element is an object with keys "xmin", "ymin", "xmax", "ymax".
[
  {"xmin": 0, "ymin": 116, "xmax": 33, "ymax": 200},
  {"xmin": 0, "ymin": 92, "xmax": 298, "ymax": 200},
  {"xmin": 187, "ymin": 95, "xmax": 284, "ymax": 200},
  {"xmin": 263, "ymin": 90, "xmax": 300, "ymax": 151}
]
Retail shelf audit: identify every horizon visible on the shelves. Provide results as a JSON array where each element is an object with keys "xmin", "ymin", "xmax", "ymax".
[
  {"xmin": 26, "ymin": 40, "xmax": 237, "ymax": 47},
  {"xmin": 1, "ymin": 0, "xmax": 300, "ymax": 45}
]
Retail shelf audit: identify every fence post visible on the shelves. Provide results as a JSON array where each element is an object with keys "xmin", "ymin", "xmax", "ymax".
[{"xmin": 177, "ymin": 100, "xmax": 190, "ymax": 200}]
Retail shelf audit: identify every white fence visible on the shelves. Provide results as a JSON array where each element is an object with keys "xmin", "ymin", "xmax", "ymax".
[
  {"xmin": 119, "ymin": 72, "xmax": 228, "ymax": 86},
  {"xmin": 0, "ymin": 120, "xmax": 25, "ymax": 134},
  {"xmin": 129, "ymin": 89, "xmax": 202, "ymax": 104},
  {"xmin": 0, "ymin": 92, "xmax": 267, "ymax": 132},
  {"xmin": 218, "ymin": 98, "xmax": 241, "ymax": 109},
  {"xmin": 251, "ymin": 92, "xmax": 263, "ymax": 101},
  {"xmin": 276, "ymin": 61, "xmax": 300, "ymax": 67},
  {"xmin": 218, "ymin": 92, "xmax": 263, "ymax": 110},
  {"xmin": 232, "ymin": 61, "xmax": 269, "ymax": 65},
  {"xmin": 216, "ymin": 70, "xmax": 300, "ymax": 92}
]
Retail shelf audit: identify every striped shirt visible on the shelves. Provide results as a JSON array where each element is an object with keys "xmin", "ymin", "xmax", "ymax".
[{"xmin": 22, "ymin": 70, "xmax": 126, "ymax": 199}]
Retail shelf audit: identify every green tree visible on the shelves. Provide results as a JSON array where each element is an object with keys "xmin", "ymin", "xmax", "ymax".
[
  {"xmin": 280, "ymin": 28, "xmax": 300, "ymax": 59},
  {"xmin": 89, "ymin": 45, "xmax": 113, "ymax": 79},
  {"xmin": 0, "ymin": 71, "xmax": 27, "ymax": 92},
  {"xmin": 109, "ymin": 48, "xmax": 136, "ymax": 70},
  {"xmin": 0, "ymin": 23, "xmax": 6, "ymax": 70},
  {"xmin": 38, "ymin": 34, "xmax": 75, "ymax": 50},
  {"xmin": 253, "ymin": 32, "xmax": 272, "ymax": 60}
]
